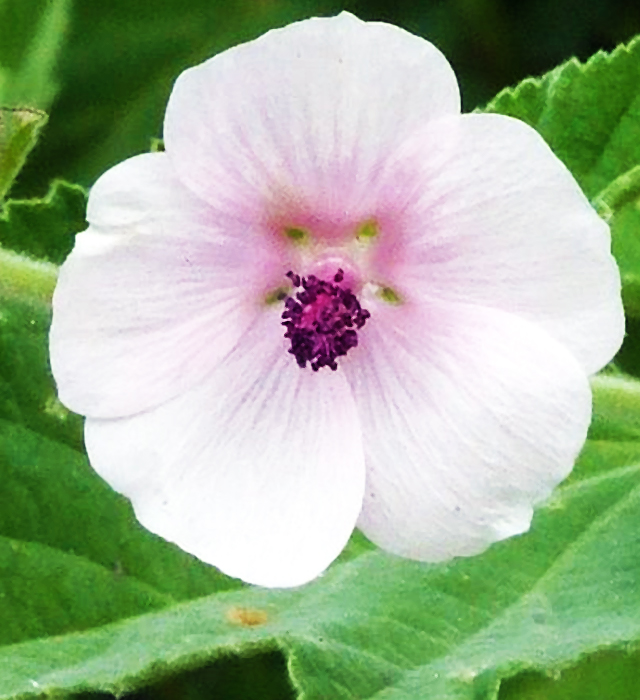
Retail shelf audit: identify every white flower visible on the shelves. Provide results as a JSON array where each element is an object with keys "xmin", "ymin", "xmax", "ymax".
[{"xmin": 50, "ymin": 13, "xmax": 624, "ymax": 587}]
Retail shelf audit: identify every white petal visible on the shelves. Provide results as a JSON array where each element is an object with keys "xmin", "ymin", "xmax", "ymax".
[
  {"xmin": 86, "ymin": 152, "xmax": 213, "ymax": 229},
  {"xmin": 343, "ymin": 300, "xmax": 591, "ymax": 562},
  {"xmin": 84, "ymin": 312, "xmax": 365, "ymax": 588},
  {"xmin": 164, "ymin": 12, "xmax": 460, "ymax": 225},
  {"xmin": 51, "ymin": 153, "xmax": 282, "ymax": 418},
  {"xmin": 379, "ymin": 113, "xmax": 624, "ymax": 375}
]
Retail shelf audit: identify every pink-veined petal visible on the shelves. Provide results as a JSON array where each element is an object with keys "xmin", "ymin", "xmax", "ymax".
[
  {"xmin": 50, "ymin": 153, "xmax": 283, "ymax": 418},
  {"xmin": 344, "ymin": 299, "xmax": 591, "ymax": 562},
  {"xmin": 84, "ymin": 311, "xmax": 365, "ymax": 588},
  {"xmin": 373, "ymin": 113, "xmax": 624, "ymax": 375},
  {"xmin": 164, "ymin": 12, "xmax": 460, "ymax": 230}
]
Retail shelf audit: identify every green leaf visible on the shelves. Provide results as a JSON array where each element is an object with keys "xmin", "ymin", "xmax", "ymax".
[
  {"xmin": 123, "ymin": 652, "xmax": 295, "ymax": 700},
  {"xmin": 0, "ymin": 294, "xmax": 80, "ymax": 447},
  {"xmin": 573, "ymin": 375, "xmax": 640, "ymax": 484},
  {"xmin": 0, "ymin": 0, "xmax": 71, "ymax": 110},
  {"xmin": 604, "ymin": 196, "xmax": 640, "ymax": 319},
  {"xmin": 0, "ymin": 107, "xmax": 47, "ymax": 200},
  {"xmin": 592, "ymin": 164, "xmax": 640, "ymax": 220},
  {"xmin": 481, "ymin": 34, "xmax": 640, "ymax": 201},
  {"xmin": 501, "ymin": 648, "xmax": 640, "ymax": 700},
  {"xmin": 591, "ymin": 166, "xmax": 640, "ymax": 321},
  {"xmin": 588, "ymin": 374, "xmax": 640, "ymax": 443},
  {"xmin": 0, "ymin": 179, "xmax": 87, "ymax": 267},
  {"xmin": 0, "ymin": 373, "xmax": 639, "ymax": 699},
  {"xmin": 0, "ymin": 534, "xmax": 170, "ymax": 647}
]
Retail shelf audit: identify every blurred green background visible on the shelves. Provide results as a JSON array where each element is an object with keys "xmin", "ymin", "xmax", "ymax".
[
  {"xmin": 4, "ymin": 0, "xmax": 640, "ymax": 199},
  {"xmin": 3, "ymin": 1, "xmax": 640, "ymax": 698}
]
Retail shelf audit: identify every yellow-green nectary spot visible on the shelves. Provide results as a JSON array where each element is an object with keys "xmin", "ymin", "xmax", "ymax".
[
  {"xmin": 380, "ymin": 286, "xmax": 402, "ymax": 304},
  {"xmin": 284, "ymin": 227, "xmax": 308, "ymax": 242},
  {"xmin": 356, "ymin": 219, "xmax": 379, "ymax": 239},
  {"xmin": 265, "ymin": 287, "xmax": 289, "ymax": 305}
]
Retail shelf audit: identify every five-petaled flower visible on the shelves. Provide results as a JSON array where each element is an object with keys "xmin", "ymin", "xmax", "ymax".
[{"xmin": 50, "ymin": 13, "xmax": 624, "ymax": 588}]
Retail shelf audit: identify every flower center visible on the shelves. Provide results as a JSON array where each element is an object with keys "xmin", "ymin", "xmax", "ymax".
[{"xmin": 281, "ymin": 269, "xmax": 370, "ymax": 371}]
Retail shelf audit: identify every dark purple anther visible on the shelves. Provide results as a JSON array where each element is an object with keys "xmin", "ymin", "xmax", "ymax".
[
  {"xmin": 286, "ymin": 271, "xmax": 301, "ymax": 288},
  {"xmin": 282, "ymin": 269, "xmax": 371, "ymax": 371}
]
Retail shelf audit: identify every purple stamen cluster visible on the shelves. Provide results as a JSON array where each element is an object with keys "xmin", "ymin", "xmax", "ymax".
[{"xmin": 282, "ymin": 269, "xmax": 371, "ymax": 371}]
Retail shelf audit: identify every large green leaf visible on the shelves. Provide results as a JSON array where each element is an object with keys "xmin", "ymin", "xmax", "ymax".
[
  {"xmin": 0, "ymin": 534, "xmax": 170, "ymax": 648},
  {"xmin": 0, "ymin": 383, "xmax": 638, "ymax": 698}
]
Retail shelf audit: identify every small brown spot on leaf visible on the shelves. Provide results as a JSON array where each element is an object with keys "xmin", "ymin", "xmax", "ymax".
[{"xmin": 226, "ymin": 606, "xmax": 268, "ymax": 627}]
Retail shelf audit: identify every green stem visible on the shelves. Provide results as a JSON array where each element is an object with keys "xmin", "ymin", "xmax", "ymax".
[
  {"xmin": 0, "ymin": 246, "xmax": 58, "ymax": 303},
  {"xmin": 592, "ymin": 164, "xmax": 640, "ymax": 220}
]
